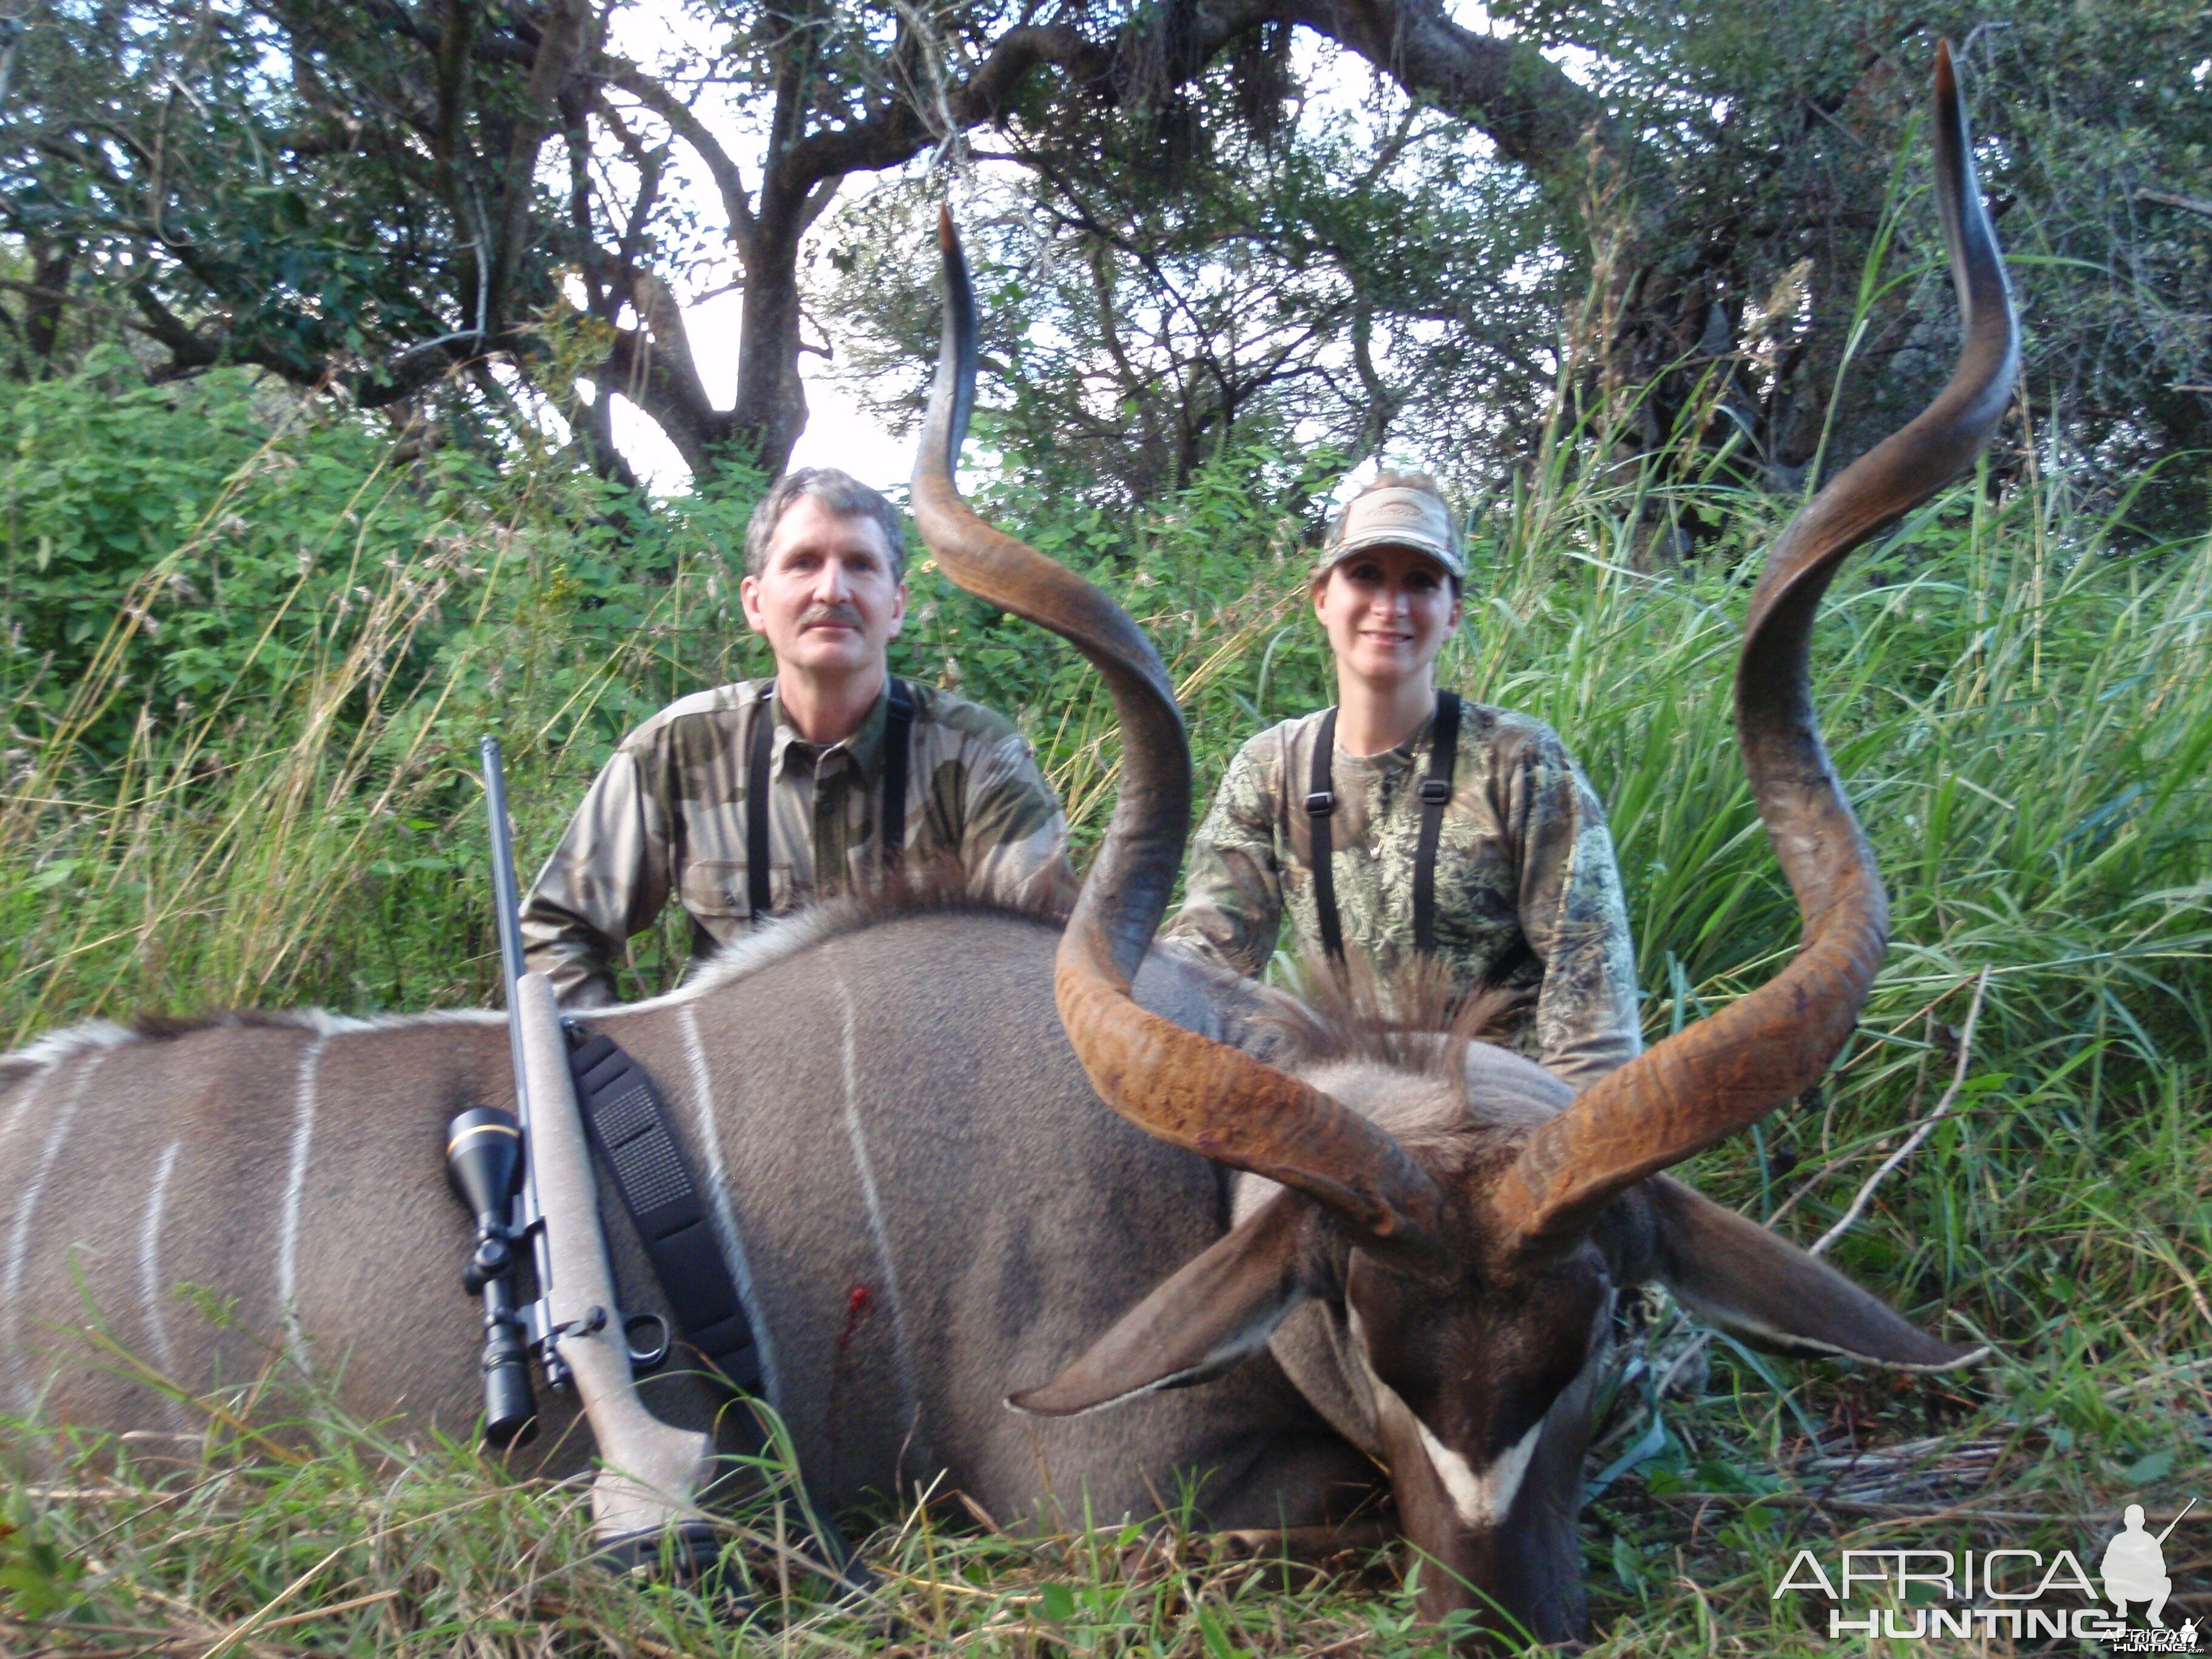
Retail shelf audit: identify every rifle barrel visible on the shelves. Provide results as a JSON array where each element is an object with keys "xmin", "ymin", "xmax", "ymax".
[
  {"xmin": 481, "ymin": 736, "xmax": 533, "ymax": 1124},
  {"xmin": 481, "ymin": 736, "xmax": 560, "ymax": 1381},
  {"xmin": 481, "ymin": 736, "xmax": 529, "ymax": 995},
  {"xmin": 2154, "ymin": 1495, "xmax": 2197, "ymax": 1546}
]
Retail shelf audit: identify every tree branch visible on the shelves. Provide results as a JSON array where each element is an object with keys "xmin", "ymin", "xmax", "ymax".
[
  {"xmin": 21, "ymin": 242, "xmax": 73, "ymax": 367},
  {"xmin": 350, "ymin": 0, "xmax": 535, "ymax": 67},
  {"xmin": 358, "ymin": 326, "xmax": 532, "ymax": 406},
  {"xmin": 625, "ymin": 263, "xmax": 715, "ymax": 431},
  {"xmin": 1260, "ymin": 0, "xmax": 1615, "ymax": 184},
  {"xmin": 779, "ymin": 24, "xmax": 1110, "ymax": 187},
  {"xmin": 127, "ymin": 286, "xmax": 331, "ymax": 386},
  {"xmin": 567, "ymin": 379, "xmax": 643, "ymax": 488},
  {"xmin": 560, "ymin": 89, "xmax": 609, "ymax": 317},
  {"xmin": 591, "ymin": 97, "xmax": 665, "ymax": 278},
  {"xmin": 487, "ymin": 0, "xmax": 593, "ymax": 323},
  {"xmin": 2136, "ymin": 187, "xmax": 2212, "ymax": 223},
  {"xmin": 600, "ymin": 67, "xmax": 759, "ymax": 258},
  {"xmin": 431, "ymin": 0, "xmax": 475, "ymax": 195},
  {"xmin": 602, "ymin": 321, "xmax": 731, "ymax": 474}
]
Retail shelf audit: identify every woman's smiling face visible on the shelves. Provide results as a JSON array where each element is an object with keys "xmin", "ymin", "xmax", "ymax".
[{"xmin": 1313, "ymin": 544, "xmax": 1464, "ymax": 688}]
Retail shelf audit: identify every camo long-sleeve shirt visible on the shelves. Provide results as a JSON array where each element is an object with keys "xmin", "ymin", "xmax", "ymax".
[
  {"xmin": 521, "ymin": 678, "xmax": 1079, "ymax": 1008},
  {"xmin": 1161, "ymin": 703, "xmax": 1643, "ymax": 1091}
]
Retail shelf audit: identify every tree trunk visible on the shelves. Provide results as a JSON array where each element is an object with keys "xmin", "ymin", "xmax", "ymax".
[
  {"xmin": 21, "ymin": 240, "xmax": 73, "ymax": 374},
  {"xmin": 728, "ymin": 219, "xmax": 813, "ymax": 479}
]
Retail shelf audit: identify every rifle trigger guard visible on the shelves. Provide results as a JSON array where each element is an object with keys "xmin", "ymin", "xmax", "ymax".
[{"xmin": 623, "ymin": 1313, "xmax": 672, "ymax": 1371}]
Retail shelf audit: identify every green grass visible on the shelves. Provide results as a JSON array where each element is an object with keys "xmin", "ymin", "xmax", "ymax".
[
  {"xmin": 0, "ymin": 1379, "xmax": 1433, "ymax": 1657},
  {"xmin": 1, "ymin": 358, "xmax": 2208, "ymax": 1649}
]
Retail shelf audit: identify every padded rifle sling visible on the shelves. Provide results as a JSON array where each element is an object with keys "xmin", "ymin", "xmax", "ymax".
[
  {"xmin": 1305, "ymin": 692, "xmax": 1464, "ymax": 963},
  {"xmin": 568, "ymin": 1027, "xmax": 863, "ymax": 1580},
  {"xmin": 569, "ymin": 1030, "xmax": 763, "ymax": 1396},
  {"xmin": 748, "ymin": 680, "xmax": 916, "ymax": 922}
]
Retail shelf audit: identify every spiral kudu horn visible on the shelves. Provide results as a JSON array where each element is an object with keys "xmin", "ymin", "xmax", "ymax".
[
  {"xmin": 1493, "ymin": 42, "xmax": 2018, "ymax": 1247},
  {"xmin": 910, "ymin": 207, "xmax": 1445, "ymax": 1250}
]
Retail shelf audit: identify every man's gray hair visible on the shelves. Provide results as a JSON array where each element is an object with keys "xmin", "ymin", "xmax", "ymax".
[{"xmin": 742, "ymin": 468, "xmax": 907, "ymax": 581}]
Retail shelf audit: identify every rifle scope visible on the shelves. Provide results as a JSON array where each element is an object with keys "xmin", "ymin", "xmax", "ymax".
[{"xmin": 446, "ymin": 1106, "xmax": 538, "ymax": 1447}]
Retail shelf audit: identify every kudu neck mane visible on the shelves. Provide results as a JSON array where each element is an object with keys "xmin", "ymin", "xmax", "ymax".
[
  {"xmin": 651, "ymin": 864, "xmax": 1068, "ymax": 1011},
  {"xmin": 1249, "ymin": 954, "xmax": 1538, "ymax": 1084}
]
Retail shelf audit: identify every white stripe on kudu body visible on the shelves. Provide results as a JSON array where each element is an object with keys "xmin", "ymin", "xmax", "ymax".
[
  {"xmin": 678, "ymin": 1003, "xmax": 780, "ymax": 1403},
  {"xmin": 276, "ymin": 1033, "xmax": 331, "ymax": 1368},
  {"xmin": 139, "ymin": 1142, "xmax": 188, "ymax": 1429},
  {"xmin": 4, "ymin": 1049, "xmax": 113, "ymax": 1412},
  {"xmin": 830, "ymin": 965, "xmax": 926, "ymax": 1459},
  {"xmin": 139, "ymin": 1142, "xmax": 184, "ymax": 1380}
]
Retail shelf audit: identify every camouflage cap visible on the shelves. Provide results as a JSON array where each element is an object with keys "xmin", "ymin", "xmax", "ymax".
[{"xmin": 1316, "ymin": 484, "xmax": 1464, "ymax": 582}]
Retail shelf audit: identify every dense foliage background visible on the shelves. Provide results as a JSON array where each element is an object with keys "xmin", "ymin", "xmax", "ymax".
[
  {"xmin": 0, "ymin": 0, "xmax": 2207, "ymax": 1652},
  {"xmin": 3, "ymin": 338, "xmax": 2207, "ymax": 1652}
]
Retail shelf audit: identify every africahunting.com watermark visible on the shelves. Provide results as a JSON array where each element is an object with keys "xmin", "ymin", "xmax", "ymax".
[{"xmin": 1773, "ymin": 1500, "xmax": 2199, "ymax": 1650}]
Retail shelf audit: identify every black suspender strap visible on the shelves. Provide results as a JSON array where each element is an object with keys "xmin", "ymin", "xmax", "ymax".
[
  {"xmin": 1306, "ymin": 694, "xmax": 1461, "ymax": 965},
  {"xmin": 746, "ymin": 685, "xmax": 776, "ymax": 920},
  {"xmin": 1412, "ymin": 691, "xmax": 1461, "ymax": 957},
  {"xmin": 881, "ymin": 679, "xmax": 913, "ymax": 869},
  {"xmin": 747, "ymin": 679, "xmax": 918, "ymax": 919},
  {"xmin": 1305, "ymin": 706, "xmax": 1345, "ymax": 964}
]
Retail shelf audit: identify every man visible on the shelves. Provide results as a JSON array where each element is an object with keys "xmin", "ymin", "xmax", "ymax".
[
  {"xmin": 1161, "ymin": 471, "xmax": 1641, "ymax": 1091},
  {"xmin": 521, "ymin": 468, "xmax": 1079, "ymax": 1008},
  {"xmin": 2102, "ymin": 1504, "xmax": 2174, "ymax": 1627}
]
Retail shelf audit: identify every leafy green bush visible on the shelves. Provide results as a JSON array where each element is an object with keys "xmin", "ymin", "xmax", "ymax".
[{"xmin": 1, "ymin": 350, "xmax": 492, "ymax": 749}]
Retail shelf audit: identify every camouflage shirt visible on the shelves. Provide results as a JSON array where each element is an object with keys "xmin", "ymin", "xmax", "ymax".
[
  {"xmin": 1161, "ymin": 703, "xmax": 1643, "ymax": 1091},
  {"xmin": 521, "ymin": 678, "xmax": 1079, "ymax": 1007}
]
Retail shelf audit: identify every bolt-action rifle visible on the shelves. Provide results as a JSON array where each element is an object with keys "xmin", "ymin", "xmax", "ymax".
[{"xmin": 448, "ymin": 736, "xmax": 716, "ymax": 1564}]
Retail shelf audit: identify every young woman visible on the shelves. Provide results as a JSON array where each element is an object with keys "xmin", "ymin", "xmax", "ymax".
[{"xmin": 1161, "ymin": 472, "xmax": 1642, "ymax": 1090}]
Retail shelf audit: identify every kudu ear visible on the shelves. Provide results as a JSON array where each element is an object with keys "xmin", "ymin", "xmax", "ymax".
[
  {"xmin": 1008, "ymin": 1191, "xmax": 1317, "ymax": 1416},
  {"xmin": 1645, "ymin": 1177, "xmax": 1985, "ymax": 1371}
]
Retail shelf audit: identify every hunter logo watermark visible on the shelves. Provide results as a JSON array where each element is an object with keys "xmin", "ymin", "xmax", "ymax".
[{"xmin": 1772, "ymin": 1498, "xmax": 2199, "ymax": 1649}]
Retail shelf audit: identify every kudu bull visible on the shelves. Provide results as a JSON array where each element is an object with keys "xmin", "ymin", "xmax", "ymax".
[{"xmin": 0, "ymin": 46, "xmax": 2009, "ymax": 1647}]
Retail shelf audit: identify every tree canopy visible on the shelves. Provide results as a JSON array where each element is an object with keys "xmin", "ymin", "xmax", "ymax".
[{"xmin": 4, "ymin": 0, "xmax": 2205, "ymax": 526}]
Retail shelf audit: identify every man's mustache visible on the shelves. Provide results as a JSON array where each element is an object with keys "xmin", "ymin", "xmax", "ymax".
[{"xmin": 799, "ymin": 603, "xmax": 864, "ymax": 629}]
